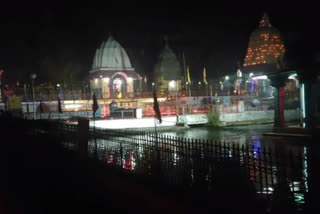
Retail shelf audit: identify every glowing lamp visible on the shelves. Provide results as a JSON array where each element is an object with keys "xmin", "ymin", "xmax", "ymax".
[
  {"xmin": 169, "ymin": 80, "xmax": 176, "ymax": 89},
  {"xmin": 252, "ymin": 75, "xmax": 268, "ymax": 80}
]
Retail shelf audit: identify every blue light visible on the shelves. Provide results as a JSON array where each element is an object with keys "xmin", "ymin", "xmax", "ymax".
[
  {"xmin": 252, "ymin": 136, "xmax": 261, "ymax": 158},
  {"xmin": 251, "ymin": 79, "xmax": 254, "ymax": 91}
]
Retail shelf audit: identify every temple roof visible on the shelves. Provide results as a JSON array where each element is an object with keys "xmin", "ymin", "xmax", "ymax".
[
  {"xmin": 243, "ymin": 13, "xmax": 285, "ymax": 72},
  {"xmin": 91, "ymin": 35, "xmax": 133, "ymax": 71},
  {"xmin": 251, "ymin": 12, "xmax": 281, "ymax": 37},
  {"xmin": 154, "ymin": 44, "xmax": 182, "ymax": 81}
]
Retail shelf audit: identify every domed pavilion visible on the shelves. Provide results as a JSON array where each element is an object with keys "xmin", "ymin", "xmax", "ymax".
[{"xmin": 89, "ymin": 35, "xmax": 140, "ymax": 98}]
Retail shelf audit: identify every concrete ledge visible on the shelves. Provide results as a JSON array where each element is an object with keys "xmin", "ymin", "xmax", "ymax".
[
  {"xmin": 263, "ymin": 132, "xmax": 312, "ymax": 139},
  {"xmin": 177, "ymin": 109, "xmax": 300, "ymax": 127}
]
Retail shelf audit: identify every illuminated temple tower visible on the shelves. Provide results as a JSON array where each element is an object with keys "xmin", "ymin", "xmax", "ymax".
[
  {"xmin": 243, "ymin": 13, "xmax": 286, "ymax": 97},
  {"xmin": 90, "ymin": 35, "xmax": 140, "ymax": 99},
  {"xmin": 154, "ymin": 37, "xmax": 182, "ymax": 95}
]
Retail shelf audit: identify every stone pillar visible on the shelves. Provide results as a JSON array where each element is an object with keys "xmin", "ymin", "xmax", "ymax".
[
  {"xmin": 268, "ymin": 75, "xmax": 288, "ymax": 128},
  {"xmin": 272, "ymin": 85, "xmax": 286, "ymax": 128}
]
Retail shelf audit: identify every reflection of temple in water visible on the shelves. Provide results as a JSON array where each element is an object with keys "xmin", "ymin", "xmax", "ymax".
[{"xmin": 89, "ymin": 35, "xmax": 141, "ymax": 99}]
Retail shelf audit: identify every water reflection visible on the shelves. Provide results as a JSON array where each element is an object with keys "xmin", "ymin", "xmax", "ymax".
[
  {"xmin": 161, "ymin": 124, "xmax": 309, "ymax": 205},
  {"xmin": 61, "ymin": 124, "xmax": 310, "ymax": 207}
]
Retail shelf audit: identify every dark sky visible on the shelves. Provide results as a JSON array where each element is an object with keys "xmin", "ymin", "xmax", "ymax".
[{"xmin": 0, "ymin": 2, "xmax": 317, "ymax": 84}]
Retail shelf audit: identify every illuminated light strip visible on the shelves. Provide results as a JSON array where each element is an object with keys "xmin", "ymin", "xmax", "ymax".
[
  {"xmin": 289, "ymin": 73, "xmax": 298, "ymax": 78},
  {"xmin": 251, "ymin": 75, "xmax": 268, "ymax": 80},
  {"xmin": 301, "ymin": 84, "xmax": 306, "ymax": 118},
  {"xmin": 301, "ymin": 83, "xmax": 306, "ymax": 128},
  {"xmin": 303, "ymin": 146, "xmax": 309, "ymax": 192}
]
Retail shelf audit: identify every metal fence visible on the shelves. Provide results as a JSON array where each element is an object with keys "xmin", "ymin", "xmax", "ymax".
[
  {"xmin": 20, "ymin": 119, "xmax": 309, "ymax": 211},
  {"xmin": 89, "ymin": 128, "xmax": 308, "ymax": 204}
]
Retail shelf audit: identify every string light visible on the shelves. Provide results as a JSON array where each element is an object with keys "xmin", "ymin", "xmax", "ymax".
[{"xmin": 244, "ymin": 14, "xmax": 285, "ymax": 67}]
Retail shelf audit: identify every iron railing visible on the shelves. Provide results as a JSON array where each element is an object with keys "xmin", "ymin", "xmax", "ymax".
[{"xmin": 15, "ymin": 119, "xmax": 309, "ymax": 212}]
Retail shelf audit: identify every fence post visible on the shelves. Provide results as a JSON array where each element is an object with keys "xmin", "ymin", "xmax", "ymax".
[{"xmin": 78, "ymin": 118, "xmax": 89, "ymax": 159}]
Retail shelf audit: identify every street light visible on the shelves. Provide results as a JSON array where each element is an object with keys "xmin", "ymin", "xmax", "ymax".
[{"xmin": 30, "ymin": 73, "xmax": 37, "ymax": 119}]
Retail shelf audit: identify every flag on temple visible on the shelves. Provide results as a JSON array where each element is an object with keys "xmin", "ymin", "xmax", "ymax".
[
  {"xmin": 58, "ymin": 96, "xmax": 63, "ymax": 113},
  {"xmin": 203, "ymin": 67, "xmax": 208, "ymax": 85},
  {"xmin": 92, "ymin": 93, "xmax": 99, "ymax": 114},
  {"xmin": 186, "ymin": 66, "xmax": 191, "ymax": 83},
  {"xmin": 153, "ymin": 90, "xmax": 162, "ymax": 124}
]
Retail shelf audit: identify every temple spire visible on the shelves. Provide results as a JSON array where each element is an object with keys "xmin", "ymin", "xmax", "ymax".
[
  {"xmin": 259, "ymin": 12, "xmax": 271, "ymax": 28},
  {"xmin": 108, "ymin": 32, "xmax": 113, "ymax": 40}
]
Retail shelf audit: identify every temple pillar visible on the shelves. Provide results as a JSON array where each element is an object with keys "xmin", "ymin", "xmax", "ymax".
[{"xmin": 268, "ymin": 74, "xmax": 288, "ymax": 128}]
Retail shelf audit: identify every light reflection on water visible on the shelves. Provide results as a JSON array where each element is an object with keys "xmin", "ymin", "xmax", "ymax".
[
  {"xmin": 161, "ymin": 124, "xmax": 309, "ymax": 203},
  {"xmin": 162, "ymin": 124, "xmax": 272, "ymax": 146},
  {"xmin": 63, "ymin": 123, "xmax": 309, "ymax": 206}
]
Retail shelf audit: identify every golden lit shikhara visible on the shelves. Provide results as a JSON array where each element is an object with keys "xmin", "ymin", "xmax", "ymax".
[{"xmin": 243, "ymin": 13, "xmax": 285, "ymax": 67}]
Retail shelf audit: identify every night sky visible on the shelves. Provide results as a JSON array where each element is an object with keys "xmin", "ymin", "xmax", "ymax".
[{"xmin": 0, "ymin": 2, "xmax": 317, "ymax": 85}]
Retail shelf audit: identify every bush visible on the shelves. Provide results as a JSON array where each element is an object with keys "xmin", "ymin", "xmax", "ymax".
[{"xmin": 207, "ymin": 111, "xmax": 222, "ymax": 127}]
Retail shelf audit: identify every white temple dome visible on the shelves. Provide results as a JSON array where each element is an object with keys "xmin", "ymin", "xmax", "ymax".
[{"xmin": 92, "ymin": 35, "xmax": 132, "ymax": 71}]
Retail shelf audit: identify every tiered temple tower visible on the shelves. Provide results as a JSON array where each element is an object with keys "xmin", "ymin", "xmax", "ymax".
[
  {"xmin": 154, "ymin": 37, "xmax": 182, "ymax": 95},
  {"xmin": 90, "ymin": 35, "xmax": 140, "ymax": 99},
  {"xmin": 243, "ymin": 13, "xmax": 285, "ymax": 73},
  {"xmin": 243, "ymin": 13, "xmax": 286, "ymax": 97}
]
